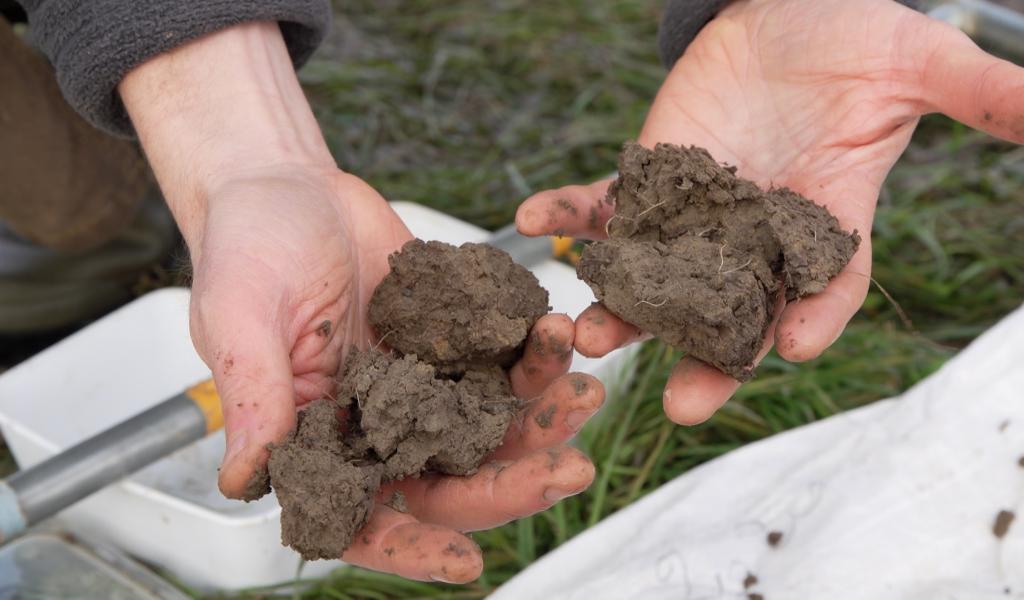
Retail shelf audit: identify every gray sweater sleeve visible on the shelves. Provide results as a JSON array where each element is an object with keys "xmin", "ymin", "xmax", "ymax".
[
  {"xmin": 17, "ymin": 0, "xmax": 332, "ymax": 136},
  {"xmin": 658, "ymin": 0, "xmax": 921, "ymax": 68}
]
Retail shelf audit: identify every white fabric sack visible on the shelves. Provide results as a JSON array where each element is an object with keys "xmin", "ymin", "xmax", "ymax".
[{"xmin": 491, "ymin": 304, "xmax": 1024, "ymax": 600}]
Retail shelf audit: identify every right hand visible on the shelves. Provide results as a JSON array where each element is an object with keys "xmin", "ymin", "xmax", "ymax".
[{"xmin": 515, "ymin": 0, "xmax": 1024, "ymax": 426}]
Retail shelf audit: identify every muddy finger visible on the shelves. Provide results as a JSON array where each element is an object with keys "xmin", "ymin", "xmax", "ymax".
[
  {"xmin": 663, "ymin": 299, "xmax": 783, "ymax": 425},
  {"xmin": 661, "ymin": 357, "xmax": 743, "ymax": 425},
  {"xmin": 515, "ymin": 179, "xmax": 615, "ymax": 240},
  {"xmin": 776, "ymin": 243, "xmax": 872, "ymax": 363},
  {"xmin": 342, "ymin": 505, "xmax": 483, "ymax": 584},
  {"xmin": 574, "ymin": 303, "xmax": 648, "ymax": 358},
  {"xmin": 491, "ymin": 373, "xmax": 604, "ymax": 461},
  {"xmin": 509, "ymin": 313, "xmax": 575, "ymax": 399},
  {"xmin": 389, "ymin": 446, "xmax": 594, "ymax": 532}
]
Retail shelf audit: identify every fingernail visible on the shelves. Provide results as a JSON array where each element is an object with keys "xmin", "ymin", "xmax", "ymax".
[
  {"xmin": 565, "ymin": 409, "xmax": 595, "ymax": 432},
  {"xmin": 544, "ymin": 486, "xmax": 582, "ymax": 503},
  {"xmin": 224, "ymin": 430, "xmax": 248, "ymax": 466}
]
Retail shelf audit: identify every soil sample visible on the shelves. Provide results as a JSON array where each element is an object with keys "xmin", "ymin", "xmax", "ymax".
[
  {"xmin": 339, "ymin": 350, "xmax": 520, "ymax": 481},
  {"xmin": 369, "ymin": 239, "xmax": 549, "ymax": 368},
  {"xmin": 261, "ymin": 240, "xmax": 549, "ymax": 559},
  {"xmin": 578, "ymin": 142, "xmax": 859, "ymax": 381},
  {"xmin": 268, "ymin": 400, "xmax": 383, "ymax": 560}
]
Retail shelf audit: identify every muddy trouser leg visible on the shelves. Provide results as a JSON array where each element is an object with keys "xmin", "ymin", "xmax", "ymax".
[
  {"xmin": 0, "ymin": 19, "xmax": 179, "ymax": 334},
  {"xmin": 0, "ymin": 18, "xmax": 149, "ymax": 250}
]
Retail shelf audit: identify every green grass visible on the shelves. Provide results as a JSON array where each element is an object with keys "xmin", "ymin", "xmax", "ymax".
[
  {"xmin": 302, "ymin": 0, "xmax": 662, "ymax": 228},
  {"xmin": 212, "ymin": 1, "xmax": 1024, "ymax": 598}
]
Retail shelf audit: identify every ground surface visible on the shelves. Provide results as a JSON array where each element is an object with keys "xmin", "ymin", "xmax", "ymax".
[
  {"xmin": 191, "ymin": 2, "xmax": 1024, "ymax": 598},
  {"xmin": 2, "ymin": 0, "xmax": 1018, "ymax": 598}
]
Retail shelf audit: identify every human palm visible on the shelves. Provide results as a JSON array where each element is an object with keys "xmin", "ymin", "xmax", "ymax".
[
  {"xmin": 194, "ymin": 169, "xmax": 599, "ymax": 581},
  {"xmin": 518, "ymin": 0, "xmax": 1024, "ymax": 424}
]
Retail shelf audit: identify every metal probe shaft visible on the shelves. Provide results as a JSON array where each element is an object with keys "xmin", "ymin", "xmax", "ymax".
[
  {"xmin": 0, "ymin": 227, "xmax": 553, "ymax": 545},
  {"xmin": 0, "ymin": 381, "xmax": 220, "ymax": 543}
]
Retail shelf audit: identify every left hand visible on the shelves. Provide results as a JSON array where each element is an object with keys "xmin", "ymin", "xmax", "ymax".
[
  {"xmin": 516, "ymin": 0, "xmax": 1024, "ymax": 425},
  {"xmin": 180, "ymin": 164, "xmax": 602, "ymax": 583},
  {"xmin": 120, "ymin": 22, "xmax": 602, "ymax": 583}
]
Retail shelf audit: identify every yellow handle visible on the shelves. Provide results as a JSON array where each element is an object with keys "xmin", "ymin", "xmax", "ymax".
[
  {"xmin": 185, "ymin": 379, "xmax": 223, "ymax": 434},
  {"xmin": 551, "ymin": 236, "xmax": 581, "ymax": 265}
]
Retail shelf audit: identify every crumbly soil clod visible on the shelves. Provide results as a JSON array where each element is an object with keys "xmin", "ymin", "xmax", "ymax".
[
  {"xmin": 346, "ymin": 349, "xmax": 519, "ymax": 480},
  {"xmin": 267, "ymin": 399, "xmax": 383, "ymax": 560},
  {"xmin": 263, "ymin": 239, "xmax": 545, "ymax": 559},
  {"xmin": 240, "ymin": 466, "xmax": 271, "ymax": 502},
  {"xmin": 578, "ymin": 142, "xmax": 859, "ymax": 380},
  {"xmin": 369, "ymin": 239, "xmax": 549, "ymax": 368}
]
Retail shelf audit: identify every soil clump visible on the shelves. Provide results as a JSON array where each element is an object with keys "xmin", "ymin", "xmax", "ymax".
[
  {"xmin": 578, "ymin": 142, "xmax": 859, "ymax": 380},
  {"xmin": 369, "ymin": 239, "xmax": 549, "ymax": 368},
  {"xmin": 259, "ymin": 240, "xmax": 548, "ymax": 559}
]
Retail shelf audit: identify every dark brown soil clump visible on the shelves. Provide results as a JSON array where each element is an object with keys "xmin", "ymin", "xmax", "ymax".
[
  {"xmin": 369, "ymin": 239, "xmax": 549, "ymax": 368},
  {"xmin": 340, "ymin": 349, "xmax": 520, "ymax": 480},
  {"xmin": 268, "ymin": 399, "xmax": 383, "ymax": 558},
  {"xmin": 743, "ymin": 572, "xmax": 759, "ymax": 588},
  {"xmin": 578, "ymin": 142, "xmax": 859, "ymax": 380},
  {"xmin": 262, "ymin": 240, "xmax": 548, "ymax": 560},
  {"xmin": 994, "ymin": 509, "xmax": 1015, "ymax": 539}
]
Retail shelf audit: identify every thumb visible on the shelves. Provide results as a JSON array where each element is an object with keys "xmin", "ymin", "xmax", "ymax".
[
  {"xmin": 190, "ymin": 282, "xmax": 297, "ymax": 500},
  {"xmin": 918, "ymin": 20, "xmax": 1024, "ymax": 143}
]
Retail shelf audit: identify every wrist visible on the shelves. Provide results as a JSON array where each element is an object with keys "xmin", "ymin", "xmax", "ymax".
[{"xmin": 119, "ymin": 21, "xmax": 334, "ymax": 249}]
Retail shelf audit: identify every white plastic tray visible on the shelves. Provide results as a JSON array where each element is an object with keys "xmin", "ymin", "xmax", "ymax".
[{"xmin": 0, "ymin": 201, "xmax": 630, "ymax": 590}]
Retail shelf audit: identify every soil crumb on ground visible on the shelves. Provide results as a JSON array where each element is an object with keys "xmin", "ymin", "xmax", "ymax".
[
  {"xmin": 340, "ymin": 349, "xmax": 520, "ymax": 480},
  {"xmin": 262, "ymin": 239, "xmax": 547, "ymax": 560},
  {"xmin": 994, "ymin": 509, "xmax": 1016, "ymax": 539},
  {"xmin": 578, "ymin": 142, "xmax": 859, "ymax": 380}
]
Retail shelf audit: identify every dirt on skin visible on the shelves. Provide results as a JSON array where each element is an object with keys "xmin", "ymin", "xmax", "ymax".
[
  {"xmin": 578, "ymin": 142, "xmax": 860, "ymax": 381},
  {"xmin": 263, "ymin": 239, "xmax": 548, "ymax": 560}
]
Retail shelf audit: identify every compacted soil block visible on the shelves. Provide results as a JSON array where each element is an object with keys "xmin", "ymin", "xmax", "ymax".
[
  {"xmin": 268, "ymin": 399, "xmax": 383, "ymax": 560},
  {"xmin": 578, "ymin": 142, "xmax": 859, "ymax": 381},
  {"xmin": 259, "ymin": 240, "xmax": 548, "ymax": 559},
  {"xmin": 369, "ymin": 239, "xmax": 549, "ymax": 368}
]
